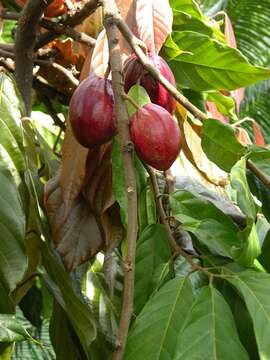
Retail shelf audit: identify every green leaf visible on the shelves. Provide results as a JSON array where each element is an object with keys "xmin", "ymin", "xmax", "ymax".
[
  {"xmin": 41, "ymin": 243, "xmax": 96, "ymax": 359},
  {"xmin": 49, "ymin": 301, "xmax": 82, "ymax": 360},
  {"xmin": 0, "ymin": 314, "xmax": 31, "ymax": 342},
  {"xmin": 134, "ymin": 224, "xmax": 172, "ymax": 314},
  {"xmin": 170, "ymin": 190, "xmax": 241, "ymax": 258},
  {"xmin": 167, "ymin": 31, "xmax": 270, "ymax": 91},
  {"xmin": 172, "ymin": 10, "xmax": 225, "ymax": 42},
  {"xmin": 230, "ymin": 157, "xmax": 257, "ymax": 220},
  {"xmin": 227, "ymin": 0, "xmax": 270, "ymax": 68},
  {"xmin": 126, "ymin": 85, "xmax": 151, "ymax": 116},
  {"xmin": 248, "ymin": 147, "xmax": 270, "ymax": 179},
  {"xmin": 227, "ymin": 270, "xmax": 270, "ymax": 359},
  {"xmin": 0, "ymin": 167, "xmax": 27, "ymax": 293},
  {"xmin": 202, "ymin": 119, "xmax": 247, "ymax": 172},
  {"xmin": 174, "ymin": 286, "xmax": 249, "ymax": 359},
  {"xmin": 125, "ymin": 277, "xmax": 194, "ymax": 360},
  {"xmin": 138, "ymin": 186, "xmax": 156, "ymax": 233},
  {"xmin": 259, "ymin": 230, "xmax": 270, "ymax": 273},
  {"xmin": 217, "ymin": 281, "xmax": 259, "ymax": 359},
  {"xmin": 0, "ymin": 72, "xmax": 25, "ymax": 173},
  {"xmin": 170, "ymin": 0, "xmax": 203, "ymax": 19},
  {"xmin": 206, "ymin": 91, "xmax": 237, "ymax": 119}
]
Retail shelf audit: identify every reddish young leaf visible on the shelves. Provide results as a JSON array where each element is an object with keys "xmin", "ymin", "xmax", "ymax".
[
  {"xmin": 224, "ymin": 13, "xmax": 245, "ymax": 113},
  {"xmin": 135, "ymin": 0, "xmax": 173, "ymax": 53},
  {"xmin": 252, "ymin": 120, "xmax": 265, "ymax": 147},
  {"xmin": 236, "ymin": 127, "xmax": 252, "ymax": 146},
  {"xmin": 206, "ymin": 101, "xmax": 228, "ymax": 123}
]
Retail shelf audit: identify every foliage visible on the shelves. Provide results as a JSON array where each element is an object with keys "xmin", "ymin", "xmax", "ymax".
[{"xmin": 0, "ymin": 0, "xmax": 270, "ymax": 359}]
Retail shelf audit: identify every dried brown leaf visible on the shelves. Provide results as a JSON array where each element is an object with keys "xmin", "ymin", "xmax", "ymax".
[
  {"xmin": 45, "ymin": 177, "xmax": 104, "ymax": 271},
  {"xmin": 60, "ymin": 123, "xmax": 88, "ymax": 219}
]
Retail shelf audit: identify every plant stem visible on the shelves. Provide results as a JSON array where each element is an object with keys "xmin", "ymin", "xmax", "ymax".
[
  {"xmin": 103, "ymin": 1, "xmax": 138, "ymax": 359},
  {"xmin": 15, "ymin": 0, "xmax": 53, "ymax": 115},
  {"xmin": 122, "ymin": 93, "xmax": 140, "ymax": 110}
]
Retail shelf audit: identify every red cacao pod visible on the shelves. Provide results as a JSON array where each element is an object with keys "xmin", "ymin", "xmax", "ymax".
[
  {"xmin": 130, "ymin": 104, "xmax": 182, "ymax": 170},
  {"xmin": 69, "ymin": 74, "xmax": 116, "ymax": 148},
  {"xmin": 124, "ymin": 53, "xmax": 176, "ymax": 114}
]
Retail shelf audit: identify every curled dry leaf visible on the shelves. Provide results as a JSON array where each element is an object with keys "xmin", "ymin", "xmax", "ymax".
[
  {"xmin": 135, "ymin": 0, "xmax": 173, "ymax": 53},
  {"xmin": 45, "ymin": 176, "xmax": 104, "ymax": 271},
  {"xmin": 37, "ymin": 38, "xmax": 85, "ymax": 96},
  {"xmin": 60, "ymin": 123, "xmax": 88, "ymax": 219},
  {"xmin": 83, "ymin": 143, "xmax": 123, "ymax": 251}
]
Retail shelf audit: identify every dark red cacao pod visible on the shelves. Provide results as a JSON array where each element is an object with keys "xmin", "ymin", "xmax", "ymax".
[
  {"xmin": 124, "ymin": 53, "xmax": 176, "ymax": 114},
  {"xmin": 69, "ymin": 74, "xmax": 116, "ymax": 148},
  {"xmin": 130, "ymin": 104, "xmax": 182, "ymax": 171}
]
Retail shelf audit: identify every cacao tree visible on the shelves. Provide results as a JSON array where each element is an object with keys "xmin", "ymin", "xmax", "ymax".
[{"xmin": 0, "ymin": 0, "xmax": 270, "ymax": 359}]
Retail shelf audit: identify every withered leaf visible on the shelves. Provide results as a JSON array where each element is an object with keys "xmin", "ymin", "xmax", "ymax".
[{"xmin": 45, "ymin": 177, "xmax": 104, "ymax": 272}]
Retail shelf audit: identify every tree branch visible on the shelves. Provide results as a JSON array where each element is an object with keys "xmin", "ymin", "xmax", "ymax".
[
  {"xmin": 103, "ymin": 1, "xmax": 137, "ymax": 359},
  {"xmin": 35, "ymin": 0, "xmax": 102, "ymax": 49},
  {"xmin": 0, "ymin": 10, "xmax": 96, "ymax": 48},
  {"xmin": 15, "ymin": 0, "xmax": 53, "ymax": 115}
]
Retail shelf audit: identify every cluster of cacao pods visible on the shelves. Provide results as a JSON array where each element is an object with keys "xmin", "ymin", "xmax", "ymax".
[{"xmin": 69, "ymin": 53, "xmax": 182, "ymax": 171}]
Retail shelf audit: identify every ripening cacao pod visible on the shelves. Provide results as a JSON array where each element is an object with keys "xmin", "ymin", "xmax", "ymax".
[
  {"xmin": 124, "ymin": 53, "xmax": 176, "ymax": 114},
  {"xmin": 69, "ymin": 74, "xmax": 116, "ymax": 148},
  {"xmin": 130, "ymin": 104, "xmax": 182, "ymax": 170}
]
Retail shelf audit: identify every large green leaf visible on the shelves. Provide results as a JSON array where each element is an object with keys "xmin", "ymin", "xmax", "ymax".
[
  {"xmin": 174, "ymin": 286, "xmax": 249, "ymax": 359},
  {"xmin": 166, "ymin": 31, "xmax": 270, "ymax": 91},
  {"xmin": 138, "ymin": 186, "xmax": 156, "ymax": 233},
  {"xmin": 201, "ymin": 119, "xmax": 247, "ymax": 172},
  {"xmin": 0, "ymin": 314, "xmax": 31, "ymax": 343},
  {"xmin": 50, "ymin": 301, "xmax": 82, "ymax": 360},
  {"xmin": 0, "ymin": 167, "xmax": 26, "ymax": 293},
  {"xmin": 125, "ymin": 277, "xmax": 194, "ymax": 360},
  {"xmin": 0, "ymin": 72, "xmax": 25, "ymax": 174},
  {"xmin": 230, "ymin": 158, "xmax": 257, "ymax": 220},
  {"xmin": 134, "ymin": 224, "xmax": 172, "ymax": 314},
  {"xmin": 41, "ymin": 243, "xmax": 96, "ymax": 359},
  {"xmin": 170, "ymin": 190, "xmax": 243, "ymax": 259},
  {"xmin": 227, "ymin": 270, "xmax": 270, "ymax": 359},
  {"xmin": 170, "ymin": 0, "xmax": 203, "ymax": 18}
]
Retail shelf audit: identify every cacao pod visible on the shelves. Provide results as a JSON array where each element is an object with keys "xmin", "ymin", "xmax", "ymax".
[
  {"xmin": 124, "ymin": 53, "xmax": 176, "ymax": 114},
  {"xmin": 130, "ymin": 104, "xmax": 182, "ymax": 170},
  {"xmin": 69, "ymin": 74, "xmax": 116, "ymax": 148}
]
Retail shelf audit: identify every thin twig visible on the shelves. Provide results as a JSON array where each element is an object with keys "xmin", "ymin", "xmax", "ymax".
[
  {"xmin": 0, "ymin": 48, "xmax": 79, "ymax": 88},
  {"xmin": 103, "ymin": 1, "xmax": 137, "ymax": 359},
  {"xmin": 144, "ymin": 164, "xmax": 180, "ymax": 253},
  {"xmin": 144, "ymin": 164, "xmax": 225, "ymax": 278},
  {"xmin": 0, "ymin": 9, "xmax": 96, "ymax": 47},
  {"xmin": 35, "ymin": 0, "xmax": 102, "ymax": 49},
  {"xmin": 15, "ymin": 0, "xmax": 53, "ymax": 115},
  {"xmin": 247, "ymin": 159, "xmax": 270, "ymax": 189}
]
